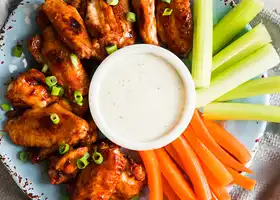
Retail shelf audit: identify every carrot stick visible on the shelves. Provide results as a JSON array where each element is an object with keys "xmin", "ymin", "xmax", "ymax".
[
  {"xmin": 184, "ymin": 126, "xmax": 233, "ymax": 186},
  {"xmin": 162, "ymin": 176, "xmax": 180, "ymax": 200},
  {"xmin": 203, "ymin": 117, "xmax": 251, "ymax": 164},
  {"xmin": 139, "ymin": 150, "xmax": 163, "ymax": 200},
  {"xmin": 165, "ymin": 144, "xmax": 184, "ymax": 168},
  {"xmin": 191, "ymin": 109, "xmax": 253, "ymax": 173},
  {"xmin": 154, "ymin": 148, "xmax": 196, "ymax": 200},
  {"xmin": 172, "ymin": 136, "xmax": 212, "ymax": 200},
  {"xmin": 226, "ymin": 166, "xmax": 256, "ymax": 190}
]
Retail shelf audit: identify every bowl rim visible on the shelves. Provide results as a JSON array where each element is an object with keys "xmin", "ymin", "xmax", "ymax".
[{"xmin": 89, "ymin": 44, "xmax": 196, "ymax": 150}]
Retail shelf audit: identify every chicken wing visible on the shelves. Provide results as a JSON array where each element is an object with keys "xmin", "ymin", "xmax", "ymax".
[
  {"xmin": 4, "ymin": 103, "xmax": 89, "ymax": 148},
  {"xmin": 40, "ymin": 26, "xmax": 89, "ymax": 98},
  {"xmin": 85, "ymin": 0, "xmax": 136, "ymax": 60},
  {"xmin": 156, "ymin": 0, "xmax": 193, "ymax": 56},
  {"xmin": 132, "ymin": 0, "xmax": 158, "ymax": 45},
  {"xmin": 41, "ymin": 0, "xmax": 92, "ymax": 59},
  {"xmin": 6, "ymin": 69, "xmax": 58, "ymax": 108},
  {"xmin": 48, "ymin": 147, "xmax": 88, "ymax": 184},
  {"xmin": 28, "ymin": 35, "xmax": 44, "ymax": 64},
  {"xmin": 72, "ymin": 142, "xmax": 127, "ymax": 200}
]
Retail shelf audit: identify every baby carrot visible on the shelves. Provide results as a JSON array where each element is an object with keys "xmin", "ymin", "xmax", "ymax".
[
  {"xmin": 172, "ymin": 136, "xmax": 212, "ymax": 200},
  {"xmin": 184, "ymin": 126, "xmax": 233, "ymax": 186},
  {"xmin": 154, "ymin": 148, "xmax": 196, "ymax": 200},
  {"xmin": 203, "ymin": 117, "xmax": 251, "ymax": 164},
  {"xmin": 139, "ymin": 150, "xmax": 163, "ymax": 200},
  {"xmin": 191, "ymin": 109, "xmax": 253, "ymax": 173},
  {"xmin": 165, "ymin": 144, "xmax": 184, "ymax": 169},
  {"xmin": 226, "ymin": 166, "xmax": 256, "ymax": 190},
  {"xmin": 162, "ymin": 176, "xmax": 180, "ymax": 200}
]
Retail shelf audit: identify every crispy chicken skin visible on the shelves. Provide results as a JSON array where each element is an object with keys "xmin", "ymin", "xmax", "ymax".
[
  {"xmin": 6, "ymin": 69, "xmax": 58, "ymax": 108},
  {"xmin": 132, "ymin": 0, "xmax": 158, "ymax": 45},
  {"xmin": 72, "ymin": 143, "xmax": 127, "ymax": 200},
  {"xmin": 85, "ymin": 0, "xmax": 136, "ymax": 60},
  {"xmin": 42, "ymin": 0, "xmax": 92, "ymax": 59},
  {"xmin": 156, "ymin": 0, "xmax": 193, "ymax": 56},
  {"xmin": 4, "ymin": 103, "xmax": 89, "ymax": 148},
  {"xmin": 48, "ymin": 147, "xmax": 88, "ymax": 184},
  {"xmin": 40, "ymin": 27, "xmax": 89, "ymax": 98}
]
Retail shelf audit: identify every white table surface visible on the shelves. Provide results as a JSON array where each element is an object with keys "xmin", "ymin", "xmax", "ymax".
[{"xmin": 263, "ymin": 0, "xmax": 280, "ymax": 11}]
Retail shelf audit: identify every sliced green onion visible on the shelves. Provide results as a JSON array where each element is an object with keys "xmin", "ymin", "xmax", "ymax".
[
  {"xmin": 105, "ymin": 44, "xmax": 118, "ymax": 55},
  {"xmin": 51, "ymin": 86, "xmax": 64, "ymax": 96},
  {"xmin": 77, "ymin": 152, "xmax": 90, "ymax": 169},
  {"xmin": 161, "ymin": 0, "xmax": 171, "ymax": 4},
  {"xmin": 74, "ymin": 100, "xmax": 83, "ymax": 107},
  {"xmin": 106, "ymin": 0, "xmax": 118, "ymax": 6},
  {"xmin": 41, "ymin": 64, "xmax": 48, "ymax": 73},
  {"xmin": 50, "ymin": 113, "xmax": 60, "ymax": 124},
  {"xmin": 196, "ymin": 44, "xmax": 280, "ymax": 108},
  {"xmin": 126, "ymin": 12, "xmax": 136, "ymax": 22},
  {"xmin": 13, "ymin": 45, "xmax": 23, "ymax": 58},
  {"xmin": 130, "ymin": 196, "xmax": 139, "ymax": 200},
  {"xmin": 1, "ymin": 103, "xmax": 12, "ymax": 111},
  {"xmin": 62, "ymin": 196, "xmax": 70, "ymax": 200},
  {"xmin": 70, "ymin": 53, "xmax": 79, "ymax": 68},
  {"xmin": 162, "ymin": 8, "xmax": 173, "ymax": 16},
  {"xmin": 213, "ymin": 0, "xmax": 264, "ymax": 55},
  {"xmin": 92, "ymin": 152, "xmax": 104, "ymax": 165},
  {"xmin": 74, "ymin": 90, "xmax": 83, "ymax": 102},
  {"xmin": 204, "ymin": 103, "xmax": 280, "ymax": 123},
  {"xmin": 19, "ymin": 151, "xmax": 28, "ymax": 162},
  {"xmin": 59, "ymin": 144, "xmax": 70, "ymax": 154},
  {"xmin": 45, "ymin": 76, "xmax": 57, "ymax": 87}
]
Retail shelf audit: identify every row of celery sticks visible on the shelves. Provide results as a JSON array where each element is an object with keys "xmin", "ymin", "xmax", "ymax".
[{"xmin": 191, "ymin": 0, "xmax": 280, "ymax": 123}]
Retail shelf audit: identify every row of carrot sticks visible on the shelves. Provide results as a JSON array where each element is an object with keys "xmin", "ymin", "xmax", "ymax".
[{"xmin": 139, "ymin": 109, "xmax": 256, "ymax": 200}]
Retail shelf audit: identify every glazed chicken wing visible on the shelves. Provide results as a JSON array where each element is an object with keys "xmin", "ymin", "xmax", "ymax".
[
  {"xmin": 48, "ymin": 147, "xmax": 88, "ymax": 184},
  {"xmin": 132, "ymin": 0, "xmax": 158, "ymax": 45},
  {"xmin": 4, "ymin": 103, "xmax": 89, "ymax": 148},
  {"xmin": 85, "ymin": 0, "xmax": 136, "ymax": 60},
  {"xmin": 156, "ymin": 0, "xmax": 193, "ymax": 56},
  {"xmin": 41, "ymin": 0, "xmax": 92, "ymax": 59},
  {"xmin": 72, "ymin": 143, "xmax": 127, "ymax": 200},
  {"xmin": 6, "ymin": 69, "xmax": 58, "ymax": 108}
]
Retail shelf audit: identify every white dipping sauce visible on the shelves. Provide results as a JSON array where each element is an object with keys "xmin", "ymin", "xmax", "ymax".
[{"xmin": 96, "ymin": 53, "xmax": 185, "ymax": 142}]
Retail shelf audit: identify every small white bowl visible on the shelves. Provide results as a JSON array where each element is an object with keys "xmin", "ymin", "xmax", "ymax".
[{"xmin": 89, "ymin": 44, "xmax": 196, "ymax": 150}]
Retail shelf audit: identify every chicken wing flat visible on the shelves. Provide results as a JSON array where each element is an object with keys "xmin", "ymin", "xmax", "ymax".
[
  {"xmin": 42, "ymin": 0, "xmax": 92, "ymax": 59},
  {"xmin": 85, "ymin": 0, "xmax": 136, "ymax": 60},
  {"xmin": 48, "ymin": 147, "xmax": 88, "ymax": 184},
  {"xmin": 6, "ymin": 69, "xmax": 58, "ymax": 108},
  {"xmin": 156, "ymin": 0, "xmax": 193, "ymax": 56},
  {"xmin": 5, "ymin": 103, "xmax": 89, "ymax": 148},
  {"xmin": 132, "ymin": 0, "xmax": 158, "ymax": 45},
  {"xmin": 72, "ymin": 142, "xmax": 127, "ymax": 200},
  {"xmin": 40, "ymin": 27, "xmax": 89, "ymax": 98}
]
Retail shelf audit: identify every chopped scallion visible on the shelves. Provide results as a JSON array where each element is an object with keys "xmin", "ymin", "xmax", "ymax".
[
  {"xmin": 51, "ymin": 86, "xmax": 64, "ymax": 96},
  {"xmin": 126, "ymin": 12, "xmax": 136, "ymax": 22},
  {"xmin": 41, "ymin": 64, "xmax": 48, "ymax": 73},
  {"xmin": 70, "ymin": 53, "xmax": 79, "ymax": 68},
  {"xmin": 45, "ymin": 76, "xmax": 57, "ymax": 87},
  {"xmin": 74, "ymin": 100, "xmax": 83, "ymax": 107},
  {"xmin": 130, "ymin": 196, "xmax": 139, "ymax": 200},
  {"xmin": 50, "ymin": 113, "xmax": 60, "ymax": 124},
  {"xmin": 162, "ymin": 8, "xmax": 173, "ymax": 16},
  {"xmin": 0, "ymin": 103, "xmax": 12, "ymax": 111},
  {"xmin": 74, "ymin": 90, "xmax": 83, "ymax": 102},
  {"xmin": 59, "ymin": 144, "xmax": 70, "ymax": 155},
  {"xmin": 77, "ymin": 152, "xmax": 90, "ymax": 169},
  {"xmin": 106, "ymin": 0, "xmax": 118, "ymax": 6},
  {"xmin": 105, "ymin": 44, "xmax": 118, "ymax": 55},
  {"xmin": 19, "ymin": 151, "xmax": 28, "ymax": 162},
  {"xmin": 161, "ymin": 0, "xmax": 171, "ymax": 3},
  {"xmin": 92, "ymin": 152, "xmax": 104, "ymax": 165},
  {"xmin": 13, "ymin": 45, "xmax": 23, "ymax": 58}
]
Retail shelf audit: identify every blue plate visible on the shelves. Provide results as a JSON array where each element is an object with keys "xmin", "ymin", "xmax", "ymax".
[{"xmin": 0, "ymin": 0, "xmax": 268, "ymax": 199}]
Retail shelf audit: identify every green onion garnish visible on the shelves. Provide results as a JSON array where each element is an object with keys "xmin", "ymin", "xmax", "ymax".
[
  {"xmin": 106, "ymin": 0, "xmax": 119, "ymax": 6},
  {"xmin": 74, "ymin": 90, "xmax": 83, "ymax": 102},
  {"xmin": 130, "ymin": 196, "xmax": 139, "ymax": 200},
  {"xmin": 0, "ymin": 103, "xmax": 12, "ymax": 111},
  {"xmin": 70, "ymin": 53, "xmax": 79, "ymax": 68},
  {"xmin": 74, "ymin": 100, "xmax": 83, "ymax": 107},
  {"xmin": 59, "ymin": 144, "xmax": 70, "ymax": 154},
  {"xmin": 161, "ymin": 0, "xmax": 171, "ymax": 3},
  {"xmin": 45, "ymin": 76, "xmax": 57, "ymax": 87},
  {"xmin": 162, "ymin": 8, "xmax": 173, "ymax": 16},
  {"xmin": 77, "ymin": 152, "xmax": 90, "ymax": 169},
  {"xmin": 105, "ymin": 44, "xmax": 118, "ymax": 55},
  {"xmin": 19, "ymin": 151, "xmax": 28, "ymax": 162},
  {"xmin": 50, "ymin": 113, "xmax": 60, "ymax": 124},
  {"xmin": 13, "ymin": 45, "xmax": 23, "ymax": 58},
  {"xmin": 92, "ymin": 152, "xmax": 104, "ymax": 165},
  {"xmin": 126, "ymin": 12, "xmax": 136, "ymax": 22},
  {"xmin": 41, "ymin": 64, "xmax": 48, "ymax": 73},
  {"xmin": 51, "ymin": 86, "xmax": 64, "ymax": 96}
]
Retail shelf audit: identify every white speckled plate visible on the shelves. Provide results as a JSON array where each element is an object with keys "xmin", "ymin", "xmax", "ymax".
[{"xmin": 0, "ymin": 0, "xmax": 268, "ymax": 199}]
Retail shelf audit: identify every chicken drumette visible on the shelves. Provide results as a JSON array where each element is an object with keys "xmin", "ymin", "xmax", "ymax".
[
  {"xmin": 156, "ymin": 0, "xmax": 193, "ymax": 56},
  {"xmin": 85, "ymin": 0, "xmax": 136, "ymax": 60}
]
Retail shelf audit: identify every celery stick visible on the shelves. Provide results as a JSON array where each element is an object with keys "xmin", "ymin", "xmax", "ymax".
[
  {"xmin": 212, "ymin": 24, "xmax": 272, "ymax": 77},
  {"xmin": 216, "ymin": 76, "xmax": 280, "ymax": 101},
  {"xmin": 213, "ymin": 0, "xmax": 264, "ymax": 55},
  {"xmin": 204, "ymin": 103, "xmax": 280, "ymax": 123},
  {"xmin": 196, "ymin": 44, "xmax": 280, "ymax": 108},
  {"xmin": 191, "ymin": 0, "xmax": 213, "ymax": 88}
]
